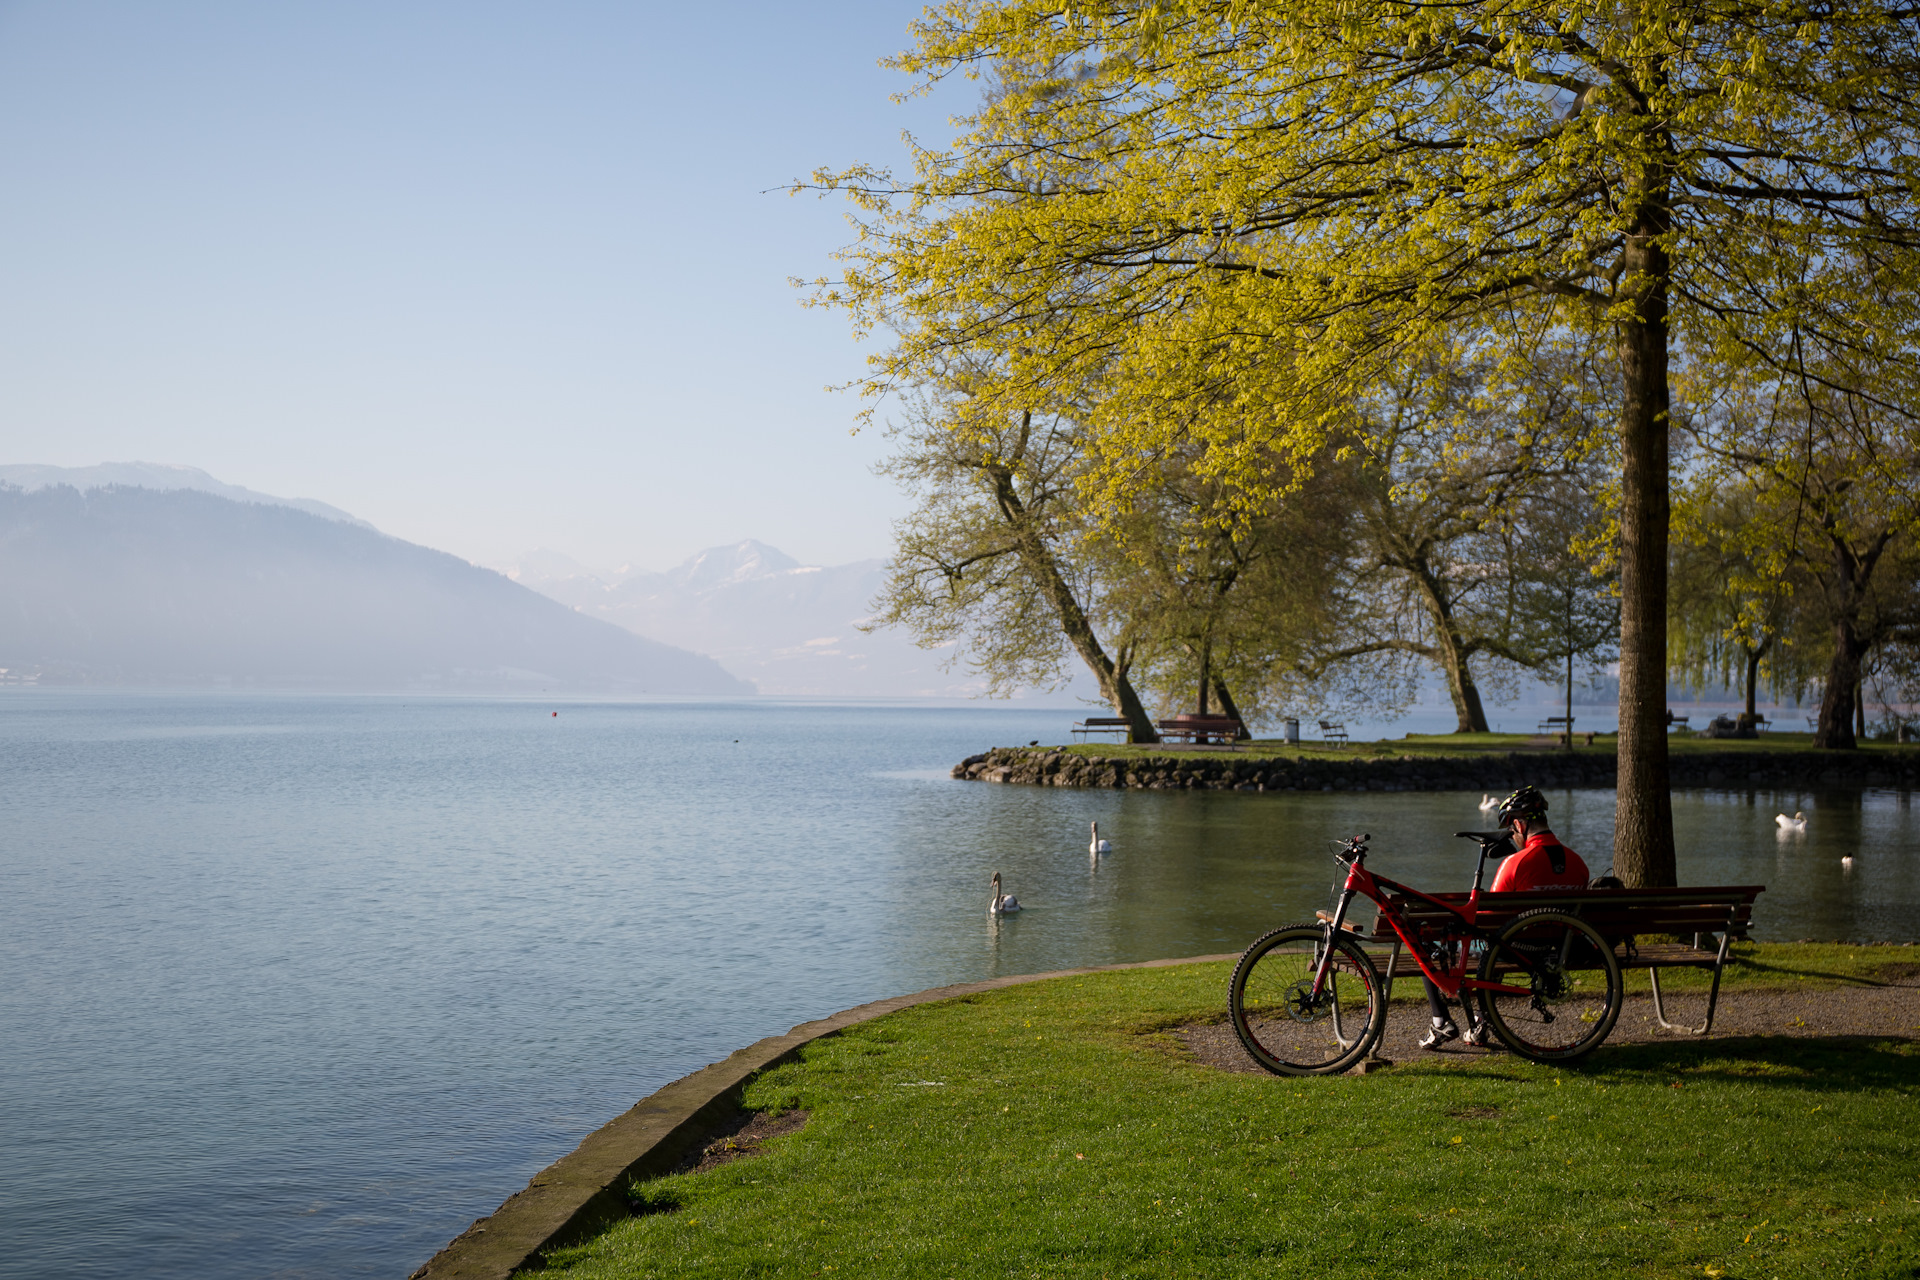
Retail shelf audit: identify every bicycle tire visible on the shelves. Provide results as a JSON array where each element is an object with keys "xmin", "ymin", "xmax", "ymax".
[
  {"xmin": 1475, "ymin": 908, "xmax": 1621, "ymax": 1063},
  {"xmin": 1228, "ymin": 924, "xmax": 1384, "ymax": 1076}
]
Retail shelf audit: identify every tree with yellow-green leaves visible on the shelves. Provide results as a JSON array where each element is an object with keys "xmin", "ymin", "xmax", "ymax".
[
  {"xmin": 1682, "ymin": 352, "xmax": 1920, "ymax": 748},
  {"xmin": 812, "ymin": 2, "xmax": 1920, "ymax": 886}
]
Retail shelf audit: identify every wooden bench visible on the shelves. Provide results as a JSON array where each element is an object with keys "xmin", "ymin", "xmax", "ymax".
[
  {"xmin": 1538, "ymin": 715, "xmax": 1575, "ymax": 733},
  {"xmin": 1072, "ymin": 716, "xmax": 1134, "ymax": 741},
  {"xmin": 1329, "ymin": 884, "xmax": 1765, "ymax": 1035},
  {"xmin": 1155, "ymin": 714, "xmax": 1244, "ymax": 744},
  {"xmin": 1317, "ymin": 719, "xmax": 1348, "ymax": 746},
  {"xmin": 1665, "ymin": 710, "xmax": 1690, "ymax": 730}
]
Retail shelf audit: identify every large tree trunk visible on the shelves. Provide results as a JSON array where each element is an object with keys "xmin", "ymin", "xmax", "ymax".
[
  {"xmin": 1612, "ymin": 222, "xmax": 1677, "ymax": 888},
  {"xmin": 1813, "ymin": 624, "xmax": 1866, "ymax": 749},
  {"xmin": 1445, "ymin": 645, "xmax": 1492, "ymax": 735},
  {"xmin": 1409, "ymin": 566, "xmax": 1491, "ymax": 732},
  {"xmin": 1209, "ymin": 675, "xmax": 1255, "ymax": 739},
  {"xmin": 1436, "ymin": 629, "xmax": 1489, "ymax": 729},
  {"xmin": 989, "ymin": 451, "xmax": 1159, "ymax": 743},
  {"xmin": 1196, "ymin": 633, "xmax": 1212, "ymax": 716}
]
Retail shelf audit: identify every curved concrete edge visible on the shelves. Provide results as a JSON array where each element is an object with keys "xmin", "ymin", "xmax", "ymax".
[{"xmin": 410, "ymin": 952, "xmax": 1239, "ymax": 1280}]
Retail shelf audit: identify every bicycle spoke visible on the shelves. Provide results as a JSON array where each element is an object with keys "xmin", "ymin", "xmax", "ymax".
[
  {"xmin": 1230, "ymin": 927, "xmax": 1383, "ymax": 1075},
  {"xmin": 1477, "ymin": 911, "xmax": 1621, "ymax": 1063}
]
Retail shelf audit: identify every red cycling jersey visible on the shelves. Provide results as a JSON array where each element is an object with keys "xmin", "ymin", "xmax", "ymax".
[{"xmin": 1489, "ymin": 832, "xmax": 1589, "ymax": 893}]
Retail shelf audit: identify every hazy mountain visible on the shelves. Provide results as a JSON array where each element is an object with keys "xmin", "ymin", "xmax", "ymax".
[
  {"xmin": 0, "ymin": 484, "xmax": 750, "ymax": 693},
  {"xmin": 509, "ymin": 540, "xmax": 991, "ymax": 697},
  {"xmin": 0, "ymin": 462, "xmax": 373, "ymax": 528}
]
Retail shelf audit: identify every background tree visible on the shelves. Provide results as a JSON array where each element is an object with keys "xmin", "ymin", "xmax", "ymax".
[
  {"xmin": 1669, "ymin": 484, "xmax": 1798, "ymax": 727},
  {"xmin": 815, "ymin": 1, "xmax": 1920, "ymax": 885},
  {"xmin": 1325, "ymin": 331, "xmax": 1609, "ymax": 732},
  {"xmin": 1511, "ymin": 479, "xmax": 1622, "ymax": 748},
  {"xmin": 867, "ymin": 381, "xmax": 1162, "ymax": 742},
  {"xmin": 1098, "ymin": 440, "xmax": 1364, "ymax": 731},
  {"xmin": 1685, "ymin": 352, "xmax": 1920, "ymax": 748}
]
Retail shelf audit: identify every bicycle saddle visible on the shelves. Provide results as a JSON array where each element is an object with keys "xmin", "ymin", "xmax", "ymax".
[{"xmin": 1455, "ymin": 830, "xmax": 1518, "ymax": 858}]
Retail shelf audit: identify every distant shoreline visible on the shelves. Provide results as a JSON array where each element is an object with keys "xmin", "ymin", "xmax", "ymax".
[{"xmin": 953, "ymin": 743, "xmax": 1920, "ymax": 792}]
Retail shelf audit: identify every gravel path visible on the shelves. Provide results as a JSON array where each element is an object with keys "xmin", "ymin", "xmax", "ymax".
[{"xmin": 1180, "ymin": 980, "xmax": 1920, "ymax": 1074}]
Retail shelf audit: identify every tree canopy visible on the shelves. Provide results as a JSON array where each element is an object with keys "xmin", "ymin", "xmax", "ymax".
[{"xmin": 814, "ymin": 1, "xmax": 1920, "ymax": 885}]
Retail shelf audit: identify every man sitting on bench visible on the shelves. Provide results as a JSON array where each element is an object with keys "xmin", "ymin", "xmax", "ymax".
[{"xmin": 1421, "ymin": 786, "xmax": 1590, "ymax": 1049}]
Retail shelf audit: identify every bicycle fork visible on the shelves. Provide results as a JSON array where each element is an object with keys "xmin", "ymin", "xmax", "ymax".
[{"xmin": 1310, "ymin": 887, "xmax": 1358, "ymax": 999}]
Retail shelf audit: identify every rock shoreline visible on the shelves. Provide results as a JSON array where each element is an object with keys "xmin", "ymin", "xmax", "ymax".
[{"xmin": 951, "ymin": 746, "xmax": 1920, "ymax": 792}]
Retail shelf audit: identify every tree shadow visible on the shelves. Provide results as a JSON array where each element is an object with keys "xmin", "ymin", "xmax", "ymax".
[{"xmin": 1576, "ymin": 1035, "xmax": 1919, "ymax": 1092}]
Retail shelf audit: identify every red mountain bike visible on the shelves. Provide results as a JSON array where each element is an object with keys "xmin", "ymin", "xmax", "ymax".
[{"xmin": 1228, "ymin": 832, "xmax": 1623, "ymax": 1074}]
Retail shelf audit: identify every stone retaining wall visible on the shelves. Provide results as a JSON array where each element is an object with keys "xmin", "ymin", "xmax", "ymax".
[{"xmin": 951, "ymin": 746, "xmax": 1920, "ymax": 792}]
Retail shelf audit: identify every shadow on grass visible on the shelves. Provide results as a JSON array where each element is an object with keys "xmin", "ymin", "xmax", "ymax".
[
  {"xmin": 1579, "ymin": 1035, "xmax": 1920, "ymax": 1091},
  {"xmin": 1727, "ymin": 956, "xmax": 1920, "ymax": 987}
]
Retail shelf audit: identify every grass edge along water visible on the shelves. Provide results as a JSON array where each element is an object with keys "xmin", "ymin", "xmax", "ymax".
[{"xmin": 538, "ymin": 944, "xmax": 1920, "ymax": 1280}]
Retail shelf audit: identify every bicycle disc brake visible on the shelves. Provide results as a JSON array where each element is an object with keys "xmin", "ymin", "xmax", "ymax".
[{"xmin": 1283, "ymin": 979, "xmax": 1332, "ymax": 1023}]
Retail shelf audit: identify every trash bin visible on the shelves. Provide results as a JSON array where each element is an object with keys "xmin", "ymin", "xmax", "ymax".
[{"xmin": 1283, "ymin": 718, "xmax": 1300, "ymax": 745}]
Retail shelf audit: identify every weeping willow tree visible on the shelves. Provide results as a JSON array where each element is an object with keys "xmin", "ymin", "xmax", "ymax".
[{"xmin": 811, "ymin": 2, "xmax": 1920, "ymax": 886}]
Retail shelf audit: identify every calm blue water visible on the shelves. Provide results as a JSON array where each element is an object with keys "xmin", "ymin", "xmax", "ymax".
[{"xmin": 1, "ymin": 693, "xmax": 1914, "ymax": 1280}]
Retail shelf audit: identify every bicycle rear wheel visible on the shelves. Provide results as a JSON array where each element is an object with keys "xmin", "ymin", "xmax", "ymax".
[
  {"xmin": 1228, "ymin": 925, "xmax": 1384, "ymax": 1076},
  {"xmin": 1475, "ymin": 909, "xmax": 1621, "ymax": 1063}
]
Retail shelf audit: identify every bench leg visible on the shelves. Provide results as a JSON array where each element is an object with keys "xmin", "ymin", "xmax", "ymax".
[
  {"xmin": 1648, "ymin": 935, "xmax": 1729, "ymax": 1036},
  {"xmin": 1701, "ymin": 934, "xmax": 1730, "ymax": 1035},
  {"xmin": 1359, "ymin": 941, "xmax": 1400, "ymax": 1064}
]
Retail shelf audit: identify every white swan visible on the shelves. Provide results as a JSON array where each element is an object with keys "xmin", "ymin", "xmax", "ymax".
[
  {"xmin": 1776, "ymin": 810, "xmax": 1807, "ymax": 832},
  {"xmin": 1090, "ymin": 821, "xmax": 1112, "ymax": 855},
  {"xmin": 989, "ymin": 871, "xmax": 1022, "ymax": 915},
  {"xmin": 1841, "ymin": 852, "xmax": 1855, "ymax": 868},
  {"xmin": 1478, "ymin": 794, "xmax": 1499, "ymax": 812}
]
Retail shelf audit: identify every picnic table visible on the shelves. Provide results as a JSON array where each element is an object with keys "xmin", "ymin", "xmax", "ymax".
[
  {"xmin": 1071, "ymin": 716, "xmax": 1133, "ymax": 741},
  {"xmin": 1155, "ymin": 714, "xmax": 1245, "ymax": 744}
]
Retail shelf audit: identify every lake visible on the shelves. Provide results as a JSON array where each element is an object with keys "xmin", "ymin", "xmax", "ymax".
[{"xmin": 1, "ymin": 692, "xmax": 1914, "ymax": 1279}]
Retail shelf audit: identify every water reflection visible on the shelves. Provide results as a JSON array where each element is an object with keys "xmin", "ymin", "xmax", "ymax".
[{"xmin": 885, "ymin": 783, "xmax": 1920, "ymax": 990}]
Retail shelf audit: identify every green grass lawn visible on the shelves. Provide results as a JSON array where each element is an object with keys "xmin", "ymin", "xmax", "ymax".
[
  {"xmin": 1052, "ymin": 731, "xmax": 1920, "ymax": 765},
  {"xmin": 538, "ymin": 946, "xmax": 1920, "ymax": 1280}
]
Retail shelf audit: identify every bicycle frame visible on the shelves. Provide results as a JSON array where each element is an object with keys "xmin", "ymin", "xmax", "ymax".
[{"xmin": 1310, "ymin": 841, "xmax": 1534, "ymax": 1003}]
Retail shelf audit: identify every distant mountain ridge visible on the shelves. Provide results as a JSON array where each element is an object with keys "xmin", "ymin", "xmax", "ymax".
[
  {"xmin": 0, "ymin": 462, "xmax": 372, "ymax": 528},
  {"xmin": 0, "ymin": 484, "xmax": 750, "ymax": 693},
  {"xmin": 508, "ymin": 540, "xmax": 987, "ymax": 697}
]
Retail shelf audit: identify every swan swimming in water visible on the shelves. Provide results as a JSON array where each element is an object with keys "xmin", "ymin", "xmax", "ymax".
[
  {"xmin": 989, "ymin": 871, "xmax": 1022, "ymax": 915},
  {"xmin": 1776, "ymin": 810, "xmax": 1807, "ymax": 832},
  {"xmin": 1478, "ymin": 794, "xmax": 1499, "ymax": 812},
  {"xmin": 1841, "ymin": 852, "xmax": 1855, "ymax": 868},
  {"xmin": 1089, "ymin": 821, "xmax": 1112, "ymax": 855}
]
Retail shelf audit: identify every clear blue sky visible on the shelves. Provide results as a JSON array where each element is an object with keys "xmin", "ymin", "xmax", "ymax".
[{"xmin": 0, "ymin": 1, "xmax": 960, "ymax": 572}]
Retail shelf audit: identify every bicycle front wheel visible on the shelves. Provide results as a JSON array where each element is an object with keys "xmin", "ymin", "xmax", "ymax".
[
  {"xmin": 1475, "ymin": 909, "xmax": 1621, "ymax": 1063},
  {"xmin": 1228, "ymin": 925, "xmax": 1384, "ymax": 1076}
]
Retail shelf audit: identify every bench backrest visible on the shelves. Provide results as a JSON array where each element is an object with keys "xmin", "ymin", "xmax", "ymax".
[{"xmin": 1365, "ymin": 885, "xmax": 1764, "ymax": 943}]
